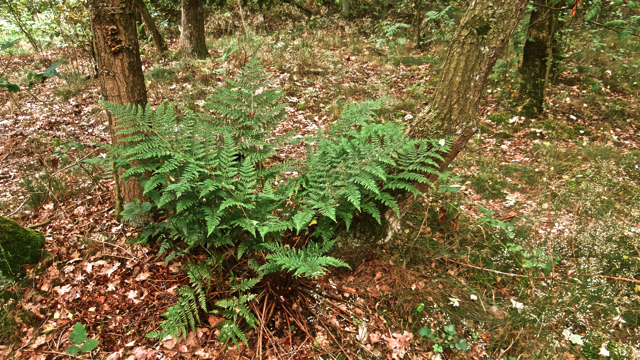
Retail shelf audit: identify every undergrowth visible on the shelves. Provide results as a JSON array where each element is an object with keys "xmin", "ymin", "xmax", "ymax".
[{"xmin": 105, "ymin": 57, "xmax": 452, "ymax": 346}]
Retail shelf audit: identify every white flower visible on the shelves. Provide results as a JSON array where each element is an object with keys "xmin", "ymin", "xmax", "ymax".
[
  {"xmin": 439, "ymin": 139, "xmax": 446, "ymax": 146},
  {"xmin": 449, "ymin": 297, "xmax": 460, "ymax": 306},
  {"xmin": 510, "ymin": 299, "xmax": 524, "ymax": 310},
  {"xmin": 509, "ymin": 116, "xmax": 519, "ymax": 123},
  {"xmin": 569, "ymin": 334, "xmax": 584, "ymax": 345},
  {"xmin": 470, "ymin": 294, "xmax": 478, "ymax": 301},
  {"xmin": 599, "ymin": 345, "xmax": 610, "ymax": 356},
  {"xmin": 404, "ymin": 114, "xmax": 413, "ymax": 120}
]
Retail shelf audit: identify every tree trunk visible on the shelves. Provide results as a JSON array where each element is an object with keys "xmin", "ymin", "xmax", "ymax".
[
  {"xmin": 380, "ymin": 0, "xmax": 529, "ymax": 241},
  {"xmin": 342, "ymin": 0, "xmax": 349, "ymax": 18},
  {"xmin": 181, "ymin": 0, "xmax": 207, "ymax": 59},
  {"xmin": 89, "ymin": 0, "xmax": 148, "ymax": 217},
  {"xmin": 519, "ymin": 0, "xmax": 556, "ymax": 118},
  {"xmin": 134, "ymin": 0, "xmax": 168, "ymax": 53}
]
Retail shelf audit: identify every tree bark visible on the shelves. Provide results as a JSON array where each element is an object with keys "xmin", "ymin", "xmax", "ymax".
[
  {"xmin": 342, "ymin": 0, "xmax": 349, "ymax": 18},
  {"xmin": 134, "ymin": 0, "xmax": 168, "ymax": 53},
  {"xmin": 89, "ymin": 0, "xmax": 148, "ymax": 217},
  {"xmin": 181, "ymin": 0, "xmax": 207, "ymax": 59},
  {"xmin": 519, "ymin": 0, "xmax": 556, "ymax": 118},
  {"xmin": 380, "ymin": 0, "xmax": 529, "ymax": 241}
]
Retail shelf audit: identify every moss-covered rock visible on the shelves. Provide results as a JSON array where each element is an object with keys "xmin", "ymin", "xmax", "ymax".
[{"xmin": 0, "ymin": 216, "xmax": 45, "ymax": 277}]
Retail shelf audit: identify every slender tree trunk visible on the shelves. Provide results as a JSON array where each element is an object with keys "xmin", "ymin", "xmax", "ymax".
[
  {"xmin": 134, "ymin": 7, "xmax": 147, "ymax": 40},
  {"xmin": 181, "ymin": 0, "xmax": 207, "ymax": 59},
  {"xmin": 0, "ymin": 0, "xmax": 41, "ymax": 52},
  {"xmin": 89, "ymin": 0, "xmax": 148, "ymax": 217},
  {"xmin": 134, "ymin": 0, "xmax": 168, "ymax": 53},
  {"xmin": 342, "ymin": 0, "xmax": 349, "ymax": 18},
  {"xmin": 379, "ymin": 0, "xmax": 529, "ymax": 241},
  {"xmin": 519, "ymin": 0, "xmax": 556, "ymax": 118}
]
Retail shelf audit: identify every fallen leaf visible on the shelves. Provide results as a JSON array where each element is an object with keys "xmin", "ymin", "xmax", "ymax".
[{"xmin": 135, "ymin": 272, "xmax": 152, "ymax": 281}]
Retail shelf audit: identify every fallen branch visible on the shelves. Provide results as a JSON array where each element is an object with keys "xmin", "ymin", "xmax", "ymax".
[{"xmin": 447, "ymin": 259, "xmax": 640, "ymax": 284}]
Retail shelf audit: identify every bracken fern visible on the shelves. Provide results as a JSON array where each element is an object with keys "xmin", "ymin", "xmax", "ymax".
[{"xmin": 105, "ymin": 57, "xmax": 452, "ymax": 346}]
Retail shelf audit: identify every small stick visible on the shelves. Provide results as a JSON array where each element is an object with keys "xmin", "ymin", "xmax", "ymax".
[
  {"xmin": 258, "ymin": 293, "xmax": 269, "ymax": 360},
  {"xmin": 5, "ymin": 197, "xmax": 29, "ymax": 217},
  {"xmin": 91, "ymin": 237, "xmax": 140, "ymax": 261},
  {"xmin": 281, "ymin": 302, "xmax": 313, "ymax": 340},
  {"xmin": 37, "ymin": 351, "xmax": 81, "ymax": 359},
  {"xmin": 569, "ymin": 204, "xmax": 580, "ymax": 271},
  {"xmin": 448, "ymin": 259, "xmax": 640, "ymax": 284},
  {"xmin": 413, "ymin": 209, "xmax": 428, "ymax": 243},
  {"xmin": 546, "ymin": 176, "xmax": 556, "ymax": 276},
  {"xmin": 304, "ymin": 301, "xmax": 352, "ymax": 360},
  {"xmin": 27, "ymin": 218, "xmax": 52, "ymax": 229}
]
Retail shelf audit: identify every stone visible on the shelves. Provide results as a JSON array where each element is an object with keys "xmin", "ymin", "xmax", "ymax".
[{"xmin": 0, "ymin": 216, "xmax": 45, "ymax": 277}]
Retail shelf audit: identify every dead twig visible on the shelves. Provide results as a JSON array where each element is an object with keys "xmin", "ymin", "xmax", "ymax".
[
  {"xmin": 5, "ymin": 197, "xmax": 29, "ymax": 218},
  {"xmin": 27, "ymin": 218, "xmax": 52, "ymax": 229},
  {"xmin": 303, "ymin": 300, "xmax": 352, "ymax": 360},
  {"xmin": 91, "ymin": 237, "xmax": 140, "ymax": 261},
  {"xmin": 448, "ymin": 259, "xmax": 640, "ymax": 284}
]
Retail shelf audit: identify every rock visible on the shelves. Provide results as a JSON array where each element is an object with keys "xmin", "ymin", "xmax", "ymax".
[{"xmin": 0, "ymin": 216, "xmax": 45, "ymax": 277}]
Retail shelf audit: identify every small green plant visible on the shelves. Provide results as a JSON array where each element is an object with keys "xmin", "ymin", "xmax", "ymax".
[
  {"xmin": 65, "ymin": 322, "xmax": 99, "ymax": 355},
  {"xmin": 371, "ymin": 22, "xmax": 411, "ymax": 51},
  {"xmin": 26, "ymin": 63, "xmax": 61, "ymax": 88},
  {"xmin": 21, "ymin": 171, "xmax": 68, "ymax": 211},
  {"xmin": 417, "ymin": 324, "xmax": 469, "ymax": 353},
  {"xmin": 54, "ymin": 71, "xmax": 92, "ymax": 100}
]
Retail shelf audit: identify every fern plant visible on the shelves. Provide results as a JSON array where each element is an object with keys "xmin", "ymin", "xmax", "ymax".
[
  {"xmin": 105, "ymin": 57, "xmax": 452, "ymax": 346},
  {"xmin": 147, "ymin": 286, "xmax": 201, "ymax": 341},
  {"xmin": 211, "ymin": 275, "xmax": 260, "ymax": 347}
]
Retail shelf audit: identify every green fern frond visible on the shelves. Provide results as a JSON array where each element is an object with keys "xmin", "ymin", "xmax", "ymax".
[
  {"xmin": 259, "ymin": 240, "xmax": 350, "ymax": 279},
  {"xmin": 147, "ymin": 287, "xmax": 200, "ymax": 341}
]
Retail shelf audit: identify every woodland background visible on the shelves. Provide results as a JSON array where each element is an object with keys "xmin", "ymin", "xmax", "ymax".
[{"xmin": 0, "ymin": 0, "xmax": 639, "ymax": 359}]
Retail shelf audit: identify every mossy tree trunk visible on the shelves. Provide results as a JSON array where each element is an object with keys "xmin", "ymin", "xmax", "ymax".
[
  {"xmin": 181, "ymin": 0, "xmax": 207, "ymax": 59},
  {"xmin": 376, "ymin": 0, "xmax": 529, "ymax": 241},
  {"xmin": 90, "ymin": 0, "xmax": 148, "ymax": 218},
  {"xmin": 519, "ymin": 0, "xmax": 557, "ymax": 118},
  {"xmin": 134, "ymin": 0, "xmax": 168, "ymax": 53}
]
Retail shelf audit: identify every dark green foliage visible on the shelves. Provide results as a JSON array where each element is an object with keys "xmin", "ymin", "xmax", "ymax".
[
  {"xmin": 0, "ymin": 216, "xmax": 45, "ymax": 278},
  {"xmin": 259, "ymin": 240, "xmax": 348, "ymax": 278},
  {"xmin": 105, "ymin": 57, "xmax": 452, "ymax": 344}
]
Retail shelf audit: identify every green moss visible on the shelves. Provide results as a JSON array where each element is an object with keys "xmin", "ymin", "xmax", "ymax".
[{"xmin": 0, "ymin": 217, "xmax": 45, "ymax": 277}]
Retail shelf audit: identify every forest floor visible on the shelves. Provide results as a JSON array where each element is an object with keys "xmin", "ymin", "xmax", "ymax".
[{"xmin": 1, "ymin": 24, "xmax": 639, "ymax": 360}]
